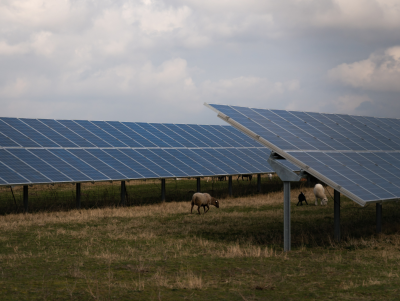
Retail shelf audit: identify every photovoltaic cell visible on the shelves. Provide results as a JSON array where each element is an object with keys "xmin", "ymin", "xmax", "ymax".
[
  {"xmin": 30, "ymin": 149, "xmax": 91, "ymax": 182},
  {"xmin": 40, "ymin": 119, "xmax": 95, "ymax": 147},
  {"xmin": 49, "ymin": 149, "xmax": 109, "ymax": 181},
  {"xmin": 0, "ymin": 149, "xmax": 49, "ymax": 183},
  {"xmin": 1, "ymin": 118, "xmax": 59, "ymax": 147},
  {"xmin": 23, "ymin": 119, "xmax": 78, "ymax": 147},
  {"xmin": 0, "ymin": 119, "xmax": 40, "ymax": 147},
  {"xmin": 7, "ymin": 149, "xmax": 71, "ymax": 182},
  {"xmin": 86, "ymin": 149, "xmax": 143, "ymax": 179}
]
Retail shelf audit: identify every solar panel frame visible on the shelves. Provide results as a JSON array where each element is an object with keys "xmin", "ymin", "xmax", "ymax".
[{"xmin": 205, "ymin": 103, "xmax": 400, "ymax": 206}]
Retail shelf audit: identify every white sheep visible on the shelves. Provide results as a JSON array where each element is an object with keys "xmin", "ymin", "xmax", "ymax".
[
  {"xmin": 268, "ymin": 173, "xmax": 273, "ymax": 181},
  {"xmin": 314, "ymin": 184, "xmax": 328, "ymax": 205},
  {"xmin": 191, "ymin": 192, "xmax": 219, "ymax": 214}
]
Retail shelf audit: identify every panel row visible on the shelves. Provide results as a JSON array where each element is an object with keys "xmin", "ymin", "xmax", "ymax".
[
  {"xmin": 210, "ymin": 104, "xmax": 400, "ymax": 151},
  {"xmin": 0, "ymin": 147, "xmax": 278, "ymax": 185},
  {"xmin": 288, "ymin": 151, "xmax": 400, "ymax": 202},
  {"xmin": 0, "ymin": 118, "xmax": 261, "ymax": 148}
]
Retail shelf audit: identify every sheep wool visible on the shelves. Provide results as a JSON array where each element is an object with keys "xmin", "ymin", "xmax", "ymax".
[
  {"xmin": 191, "ymin": 192, "xmax": 219, "ymax": 214},
  {"xmin": 314, "ymin": 184, "xmax": 328, "ymax": 206}
]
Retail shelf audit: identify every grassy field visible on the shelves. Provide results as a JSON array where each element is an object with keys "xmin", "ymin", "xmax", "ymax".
[
  {"xmin": 0, "ymin": 176, "xmax": 290, "ymax": 214},
  {"xmin": 1, "ymin": 185, "xmax": 400, "ymax": 300}
]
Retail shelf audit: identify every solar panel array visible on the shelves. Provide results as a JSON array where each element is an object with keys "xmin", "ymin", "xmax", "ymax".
[
  {"xmin": 206, "ymin": 103, "xmax": 400, "ymax": 206},
  {"xmin": 0, "ymin": 117, "xmax": 297, "ymax": 186}
]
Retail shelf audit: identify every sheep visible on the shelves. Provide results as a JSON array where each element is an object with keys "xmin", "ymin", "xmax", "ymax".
[
  {"xmin": 314, "ymin": 184, "xmax": 328, "ymax": 205},
  {"xmin": 191, "ymin": 192, "xmax": 219, "ymax": 214},
  {"xmin": 218, "ymin": 176, "xmax": 226, "ymax": 181},
  {"xmin": 237, "ymin": 174, "xmax": 253, "ymax": 181},
  {"xmin": 268, "ymin": 173, "xmax": 273, "ymax": 181}
]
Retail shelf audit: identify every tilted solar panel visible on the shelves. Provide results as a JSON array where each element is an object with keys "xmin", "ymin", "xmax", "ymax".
[
  {"xmin": 0, "ymin": 115, "xmax": 291, "ymax": 187},
  {"xmin": 206, "ymin": 103, "xmax": 400, "ymax": 205}
]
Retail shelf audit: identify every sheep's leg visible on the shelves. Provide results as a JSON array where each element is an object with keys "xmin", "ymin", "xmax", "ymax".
[
  {"xmin": 191, "ymin": 202, "xmax": 194, "ymax": 214},
  {"xmin": 304, "ymin": 199, "xmax": 308, "ymax": 205},
  {"xmin": 197, "ymin": 206, "xmax": 201, "ymax": 215},
  {"xmin": 315, "ymin": 198, "xmax": 318, "ymax": 206},
  {"xmin": 204, "ymin": 205, "xmax": 209, "ymax": 214}
]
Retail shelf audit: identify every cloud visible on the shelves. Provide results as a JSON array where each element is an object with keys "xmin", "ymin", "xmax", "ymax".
[{"xmin": 328, "ymin": 46, "xmax": 400, "ymax": 92}]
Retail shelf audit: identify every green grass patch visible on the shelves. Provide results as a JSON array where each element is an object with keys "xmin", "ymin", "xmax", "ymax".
[{"xmin": 0, "ymin": 185, "xmax": 400, "ymax": 300}]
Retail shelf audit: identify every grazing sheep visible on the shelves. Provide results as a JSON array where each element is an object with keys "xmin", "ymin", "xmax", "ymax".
[
  {"xmin": 268, "ymin": 173, "xmax": 273, "ymax": 181},
  {"xmin": 314, "ymin": 184, "xmax": 328, "ymax": 205},
  {"xmin": 237, "ymin": 174, "xmax": 253, "ymax": 181},
  {"xmin": 218, "ymin": 176, "xmax": 227, "ymax": 181},
  {"xmin": 191, "ymin": 192, "xmax": 219, "ymax": 214}
]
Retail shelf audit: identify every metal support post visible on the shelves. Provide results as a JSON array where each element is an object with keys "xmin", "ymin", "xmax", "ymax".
[
  {"xmin": 334, "ymin": 190, "xmax": 340, "ymax": 242},
  {"xmin": 197, "ymin": 177, "xmax": 201, "ymax": 192},
  {"xmin": 228, "ymin": 176, "xmax": 232, "ymax": 196},
  {"xmin": 161, "ymin": 179, "xmax": 166, "ymax": 202},
  {"xmin": 257, "ymin": 174, "xmax": 261, "ymax": 193},
  {"xmin": 76, "ymin": 183, "xmax": 81, "ymax": 209},
  {"xmin": 376, "ymin": 203, "xmax": 382, "ymax": 233},
  {"xmin": 283, "ymin": 181, "xmax": 291, "ymax": 251},
  {"xmin": 121, "ymin": 181, "xmax": 126, "ymax": 206},
  {"xmin": 23, "ymin": 185, "xmax": 28, "ymax": 213}
]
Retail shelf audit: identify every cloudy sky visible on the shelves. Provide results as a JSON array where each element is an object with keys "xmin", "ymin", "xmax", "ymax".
[{"xmin": 1, "ymin": 0, "xmax": 400, "ymax": 124}]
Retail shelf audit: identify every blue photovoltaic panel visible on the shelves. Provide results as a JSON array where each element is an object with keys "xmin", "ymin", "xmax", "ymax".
[
  {"xmin": 106, "ymin": 121, "xmax": 156, "ymax": 147},
  {"xmin": 68, "ymin": 149, "xmax": 126, "ymax": 179},
  {"xmin": 119, "ymin": 149, "xmax": 174, "ymax": 178},
  {"xmin": 220, "ymin": 148, "xmax": 262, "ymax": 173},
  {"xmin": 227, "ymin": 149, "xmax": 272, "ymax": 172},
  {"xmin": 135, "ymin": 149, "xmax": 188, "ymax": 177},
  {"xmin": 178, "ymin": 149, "xmax": 227, "ymax": 175},
  {"xmin": 201, "ymin": 125, "xmax": 239, "ymax": 147},
  {"xmin": 7, "ymin": 149, "xmax": 72, "ymax": 183},
  {"xmin": 22, "ymin": 119, "xmax": 78, "ymax": 147},
  {"xmin": 0, "ymin": 161, "xmax": 28, "ymax": 184},
  {"xmin": 39, "ymin": 119, "xmax": 95, "ymax": 147},
  {"xmin": 151, "ymin": 149, "xmax": 201, "ymax": 176},
  {"xmin": 58, "ymin": 120, "xmax": 111, "ymax": 147},
  {"xmin": 103, "ymin": 149, "xmax": 158, "ymax": 178},
  {"xmin": 123, "ymin": 122, "xmax": 170, "ymax": 147},
  {"xmin": 163, "ymin": 149, "xmax": 213, "ymax": 176},
  {"xmin": 211, "ymin": 125, "xmax": 250, "ymax": 147},
  {"xmin": 0, "ymin": 149, "xmax": 49, "ymax": 183},
  {"xmin": 30, "ymin": 149, "xmax": 91, "ymax": 182},
  {"xmin": 150, "ymin": 124, "xmax": 196, "ymax": 148},
  {"xmin": 138, "ymin": 123, "xmax": 184, "ymax": 147},
  {"xmin": 192, "ymin": 149, "xmax": 238, "ymax": 174},
  {"xmin": 74, "ymin": 120, "xmax": 127, "ymax": 147},
  {"xmin": 49, "ymin": 149, "xmax": 110, "ymax": 181},
  {"xmin": 0, "ymin": 114, "xmax": 287, "ymax": 187},
  {"xmin": 174, "ymin": 124, "xmax": 212, "ymax": 147},
  {"xmin": 195, "ymin": 125, "xmax": 233, "ymax": 147},
  {"xmin": 86, "ymin": 149, "xmax": 143, "ymax": 179},
  {"xmin": 0, "ymin": 132, "xmax": 20, "ymax": 147},
  {"xmin": 186, "ymin": 125, "xmax": 222, "ymax": 147},
  {"xmin": 1, "ymin": 118, "xmax": 59, "ymax": 147},
  {"xmin": 207, "ymin": 103, "xmax": 400, "ymax": 204},
  {"xmin": 92, "ymin": 121, "xmax": 143, "ymax": 148},
  {"xmin": 0, "ymin": 119, "xmax": 40, "ymax": 147},
  {"xmin": 162, "ymin": 124, "xmax": 206, "ymax": 147},
  {"xmin": 205, "ymin": 149, "xmax": 251, "ymax": 174}
]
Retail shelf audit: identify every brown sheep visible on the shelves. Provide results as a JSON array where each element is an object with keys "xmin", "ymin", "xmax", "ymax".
[{"xmin": 191, "ymin": 192, "xmax": 219, "ymax": 214}]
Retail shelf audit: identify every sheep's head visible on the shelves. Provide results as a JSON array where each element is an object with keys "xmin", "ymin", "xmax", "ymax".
[
  {"xmin": 211, "ymin": 197, "xmax": 219, "ymax": 208},
  {"xmin": 321, "ymin": 197, "xmax": 328, "ymax": 205}
]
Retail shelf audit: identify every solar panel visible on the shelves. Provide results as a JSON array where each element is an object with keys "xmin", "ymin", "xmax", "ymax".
[
  {"xmin": 206, "ymin": 103, "xmax": 400, "ymax": 205},
  {"xmin": 0, "ymin": 115, "xmax": 297, "ymax": 187}
]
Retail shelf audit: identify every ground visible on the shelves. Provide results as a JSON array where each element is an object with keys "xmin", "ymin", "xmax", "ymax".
[{"xmin": 0, "ymin": 186, "xmax": 399, "ymax": 300}]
